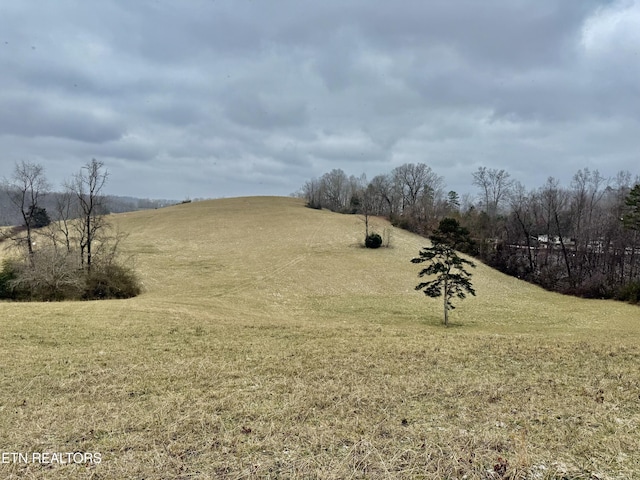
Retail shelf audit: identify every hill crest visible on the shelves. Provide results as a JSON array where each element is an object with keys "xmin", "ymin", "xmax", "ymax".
[{"xmin": 112, "ymin": 195, "xmax": 638, "ymax": 332}]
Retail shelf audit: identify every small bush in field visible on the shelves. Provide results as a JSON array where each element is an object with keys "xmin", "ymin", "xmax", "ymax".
[
  {"xmin": 82, "ymin": 263, "xmax": 140, "ymax": 300},
  {"xmin": 365, "ymin": 233, "xmax": 383, "ymax": 249},
  {"xmin": 83, "ymin": 263, "xmax": 141, "ymax": 300}
]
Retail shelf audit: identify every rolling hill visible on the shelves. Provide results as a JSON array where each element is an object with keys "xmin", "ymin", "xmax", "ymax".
[{"xmin": 1, "ymin": 196, "xmax": 639, "ymax": 479}]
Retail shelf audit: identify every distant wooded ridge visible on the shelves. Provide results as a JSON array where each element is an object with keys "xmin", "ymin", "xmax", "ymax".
[{"xmin": 0, "ymin": 190, "xmax": 178, "ymax": 226}]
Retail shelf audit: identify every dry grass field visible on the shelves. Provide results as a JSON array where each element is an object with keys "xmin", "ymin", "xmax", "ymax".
[{"xmin": 1, "ymin": 196, "xmax": 639, "ymax": 479}]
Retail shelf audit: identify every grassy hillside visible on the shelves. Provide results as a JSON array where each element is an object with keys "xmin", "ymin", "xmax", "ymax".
[{"xmin": 1, "ymin": 196, "xmax": 639, "ymax": 479}]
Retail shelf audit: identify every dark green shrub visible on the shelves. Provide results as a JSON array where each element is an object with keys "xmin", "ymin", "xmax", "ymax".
[
  {"xmin": 431, "ymin": 217, "xmax": 478, "ymax": 255},
  {"xmin": 28, "ymin": 205, "xmax": 51, "ymax": 228},
  {"xmin": 0, "ymin": 259, "xmax": 19, "ymax": 300},
  {"xmin": 616, "ymin": 281, "xmax": 640, "ymax": 304},
  {"xmin": 365, "ymin": 233, "xmax": 383, "ymax": 249},
  {"xmin": 83, "ymin": 263, "xmax": 141, "ymax": 300},
  {"xmin": 348, "ymin": 194, "xmax": 360, "ymax": 214}
]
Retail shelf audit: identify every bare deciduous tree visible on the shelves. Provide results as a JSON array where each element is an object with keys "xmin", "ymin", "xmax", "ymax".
[
  {"xmin": 472, "ymin": 166, "xmax": 513, "ymax": 219},
  {"xmin": 53, "ymin": 189, "xmax": 75, "ymax": 254},
  {"xmin": 3, "ymin": 161, "xmax": 50, "ymax": 257},
  {"xmin": 69, "ymin": 159, "xmax": 109, "ymax": 271},
  {"xmin": 369, "ymin": 173, "xmax": 402, "ymax": 217},
  {"xmin": 393, "ymin": 163, "xmax": 443, "ymax": 213},
  {"xmin": 509, "ymin": 181, "xmax": 537, "ymax": 275}
]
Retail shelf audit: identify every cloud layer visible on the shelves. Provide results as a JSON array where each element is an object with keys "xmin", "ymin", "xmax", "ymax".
[{"xmin": 1, "ymin": 0, "xmax": 638, "ymax": 199}]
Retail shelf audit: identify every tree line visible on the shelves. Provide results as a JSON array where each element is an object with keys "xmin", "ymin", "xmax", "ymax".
[
  {"xmin": 0, "ymin": 159, "xmax": 141, "ymax": 301},
  {"xmin": 298, "ymin": 164, "xmax": 640, "ymax": 303},
  {"xmin": 300, "ymin": 164, "xmax": 450, "ymax": 235}
]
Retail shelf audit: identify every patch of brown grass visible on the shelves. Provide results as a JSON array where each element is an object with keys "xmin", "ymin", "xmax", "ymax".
[{"xmin": 1, "ymin": 197, "xmax": 639, "ymax": 479}]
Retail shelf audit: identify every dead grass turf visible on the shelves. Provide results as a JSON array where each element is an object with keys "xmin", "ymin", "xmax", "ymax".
[{"xmin": 1, "ymin": 196, "xmax": 639, "ymax": 479}]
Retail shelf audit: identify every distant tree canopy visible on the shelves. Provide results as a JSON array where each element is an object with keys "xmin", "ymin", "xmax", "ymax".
[
  {"xmin": 623, "ymin": 184, "xmax": 640, "ymax": 231},
  {"xmin": 431, "ymin": 217, "xmax": 477, "ymax": 256},
  {"xmin": 0, "ymin": 191, "xmax": 174, "ymax": 227},
  {"xmin": 299, "ymin": 163, "xmax": 447, "ymax": 235}
]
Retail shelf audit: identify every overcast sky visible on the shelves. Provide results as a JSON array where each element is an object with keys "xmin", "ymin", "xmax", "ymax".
[{"xmin": 1, "ymin": 0, "xmax": 638, "ymax": 200}]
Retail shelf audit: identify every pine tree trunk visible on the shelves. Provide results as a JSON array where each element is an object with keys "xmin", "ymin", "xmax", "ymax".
[{"xmin": 443, "ymin": 277, "xmax": 449, "ymax": 326}]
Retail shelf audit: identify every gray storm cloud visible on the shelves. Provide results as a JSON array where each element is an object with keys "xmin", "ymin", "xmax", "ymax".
[{"xmin": 0, "ymin": 0, "xmax": 638, "ymax": 199}]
